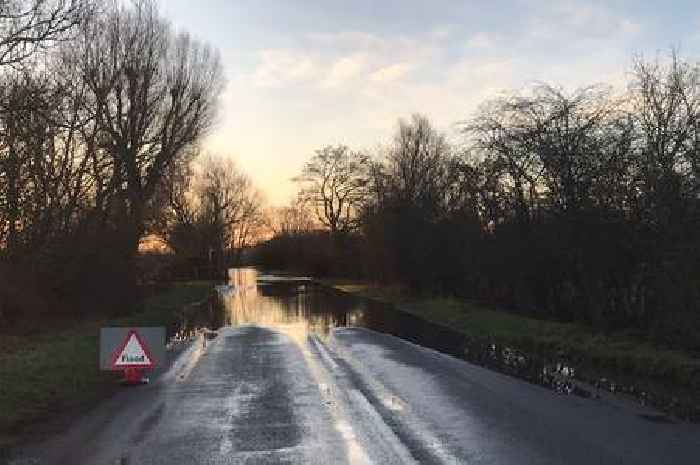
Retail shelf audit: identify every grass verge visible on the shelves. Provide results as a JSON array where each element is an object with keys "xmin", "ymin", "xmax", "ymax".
[
  {"xmin": 0, "ymin": 281, "xmax": 213, "ymax": 448},
  {"xmin": 321, "ymin": 279, "xmax": 700, "ymax": 393}
]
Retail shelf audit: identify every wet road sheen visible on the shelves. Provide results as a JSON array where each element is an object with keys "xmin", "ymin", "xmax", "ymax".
[{"xmin": 12, "ymin": 269, "xmax": 700, "ymax": 464}]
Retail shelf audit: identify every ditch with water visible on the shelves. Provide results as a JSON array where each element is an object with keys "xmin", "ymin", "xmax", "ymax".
[{"xmin": 174, "ymin": 267, "xmax": 700, "ymax": 423}]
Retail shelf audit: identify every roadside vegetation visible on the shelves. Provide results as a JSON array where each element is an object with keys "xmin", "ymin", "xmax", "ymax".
[
  {"xmin": 322, "ymin": 280, "xmax": 700, "ymax": 392},
  {"xmin": 0, "ymin": 281, "xmax": 212, "ymax": 448}
]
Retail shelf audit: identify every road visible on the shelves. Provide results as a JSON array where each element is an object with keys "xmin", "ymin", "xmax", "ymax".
[{"xmin": 10, "ymin": 325, "xmax": 700, "ymax": 465}]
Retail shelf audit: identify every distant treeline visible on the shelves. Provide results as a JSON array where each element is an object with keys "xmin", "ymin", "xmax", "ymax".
[{"xmin": 257, "ymin": 53, "xmax": 700, "ymax": 350}]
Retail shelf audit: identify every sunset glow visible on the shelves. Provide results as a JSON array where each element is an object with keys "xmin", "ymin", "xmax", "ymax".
[{"xmin": 160, "ymin": 0, "xmax": 700, "ymax": 205}]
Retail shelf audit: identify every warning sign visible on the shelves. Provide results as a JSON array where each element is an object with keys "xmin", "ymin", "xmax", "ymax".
[
  {"xmin": 110, "ymin": 330, "xmax": 155, "ymax": 369},
  {"xmin": 100, "ymin": 327, "xmax": 164, "ymax": 372}
]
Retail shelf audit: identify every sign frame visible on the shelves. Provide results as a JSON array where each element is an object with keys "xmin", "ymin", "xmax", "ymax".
[{"xmin": 100, "ymin": 326, "xmax": 165, "ymax": 372}]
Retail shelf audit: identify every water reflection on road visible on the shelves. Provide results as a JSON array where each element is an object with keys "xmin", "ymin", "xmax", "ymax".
[{"xmin": 219, "ymin": 268, "xmax": 363, "ymax": 343}]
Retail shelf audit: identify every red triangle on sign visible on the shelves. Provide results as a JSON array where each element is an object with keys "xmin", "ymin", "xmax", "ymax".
[{"xmin": 109, "ymin": 330, "xmax": 155, "ymax": 369}]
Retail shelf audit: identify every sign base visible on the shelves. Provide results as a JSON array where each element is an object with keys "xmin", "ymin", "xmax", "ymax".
[{"xmin": 121, "ymin": 367, "xmax": 149, "ymax": 385}]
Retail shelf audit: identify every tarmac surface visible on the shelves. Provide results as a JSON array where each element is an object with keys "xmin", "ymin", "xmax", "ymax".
[{"xmin": 10, "ymin": 323, "xmax": 700, "ymax": 465}]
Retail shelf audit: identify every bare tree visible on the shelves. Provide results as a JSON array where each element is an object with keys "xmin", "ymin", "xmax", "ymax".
[
  {"xmin": 230, "ymin": 188, "xmax": 264, "ymax": 263},
  {"xmin": 295, "ymin": 144, "xmax": 369, "ymax": 234},
  {"xmin": 71, "ymin": 0, "xmax": 224, "ymax": 251},
  {"xmin": 464, "ymin": 96, "xmax": 543, "ymax": 227},
  {"xmin": 265, "ymin": 198, "xmax": 315, "ymax": 237},
  {"xmin": 629, "ymin": 51, "xmax": 700, "ymax": 229},
  {"xmin": 0, "ymin": 0, "xmax": 88, "ymax": 67},
  {"xmin": 160, "ymin": 154, "xmax": 263, "ymax": 269},
  {"xmin": 0, "ymin": 66, "xmax": 99, "ymax": 259},
  {"xmin": 465, "ymin": 85, "xmax": 629, "ymax": 220},
  {"xmin": 195, "ymin": 155, "xmax": 263, "ymax": 261},
  {"xmin": 386, "ymin": 114, "xmax": 456, "ymax": 215},
  {"xmin": 147, "ymin": 144, "xmax": 199, "ymax": 246}
]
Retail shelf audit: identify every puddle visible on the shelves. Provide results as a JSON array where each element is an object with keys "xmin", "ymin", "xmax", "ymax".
[{"xmin": 211, "ymin": 268, "xmax": 699, "ymax": 423}]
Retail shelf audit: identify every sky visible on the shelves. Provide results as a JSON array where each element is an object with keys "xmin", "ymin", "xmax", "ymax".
[{"xmin": 159, "ymin": 0, "xmax": 700, "ymax": 206}]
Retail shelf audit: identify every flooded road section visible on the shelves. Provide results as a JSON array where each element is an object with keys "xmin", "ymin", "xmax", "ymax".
[
  {"xmin": 218, "ymin": 269, "xmax": 697, "ymax": 422},
  {"xmin": 10, "ymin": 269, "xmax": 700, "ymax": 465}
]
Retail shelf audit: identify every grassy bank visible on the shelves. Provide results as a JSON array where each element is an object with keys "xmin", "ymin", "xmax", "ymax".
[
  {"xmin": 0, "ymin": 281, "xmax": 213, "ymax": 447},
  {"xmin": 322, "ymin": 280, "xmax": 700, "ymax": 394}
]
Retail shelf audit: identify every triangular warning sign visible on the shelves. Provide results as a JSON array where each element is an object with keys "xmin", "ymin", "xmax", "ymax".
[{"xmin": 110, "ymin": 330, "xmax": 155, "ymax": 369}]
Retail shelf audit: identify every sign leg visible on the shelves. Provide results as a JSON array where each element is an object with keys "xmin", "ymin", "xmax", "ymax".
[{"xmin": 123, "ymin": 367, "xmax": 145, "ymax": 385}]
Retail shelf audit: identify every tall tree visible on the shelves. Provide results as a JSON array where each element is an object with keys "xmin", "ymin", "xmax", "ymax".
[
  {"xmin": 629, "ymin": 51, "xmax": 700, "ymax": 232},
  {"xmin": 295, "ymin": 145, "xmax": 369, "ymax": 234},
  {"xmin": 161, "ymin": 154, "xmax": 263, "ymax": 269},
  {"xmin": 72, "ymin": 0, "xmax": 224, "ymax": 251},
  {"xmin": 386, "ymin": 114, "xmax": 456, "ymax": 216}
]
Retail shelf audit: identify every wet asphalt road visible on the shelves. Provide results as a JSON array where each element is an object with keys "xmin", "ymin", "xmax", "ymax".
[{"xmin": 11, "ymin": 325, "xmax": 700, "ymax": 465}]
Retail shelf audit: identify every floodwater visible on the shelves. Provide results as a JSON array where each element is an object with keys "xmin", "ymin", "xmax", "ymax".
[
  {"xmin": 196, "ymin": 268, "xmax": 698, "ymax": 422},
  {"xmin": 219, "ymin": 268, "xmax": 471, "ymax": 351}
]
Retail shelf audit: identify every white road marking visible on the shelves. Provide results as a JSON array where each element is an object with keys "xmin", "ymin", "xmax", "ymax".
[
  {"xmin": 330, "ymin": 333, "xmax": 465, "ymax": 465},
  {"xmin": 300, "ymin": 336, "xmax": 375, "ymax": 465},
  {"xmin": 309, "ymin": 335, "xmax": 339, "ymax": 370},
  {"xmin": 348, "ymin": 389, "xmax": 420, "ymax": 465}
]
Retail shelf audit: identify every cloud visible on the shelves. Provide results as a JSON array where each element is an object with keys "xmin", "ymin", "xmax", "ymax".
[
  {"xmin": 249, "ymin": 30, "xmax": 438, "ymax": 93},
  {"xmin": 369, "ymin": 62, "xmax": 414, "ymax": 83},
  {"xmin": 245, "ymin": 0, "xmax": 645, "ymax": 133},
  {"xmin": 321, "ymin": 53, "xmax": 369, "ymax": 88},
  {"xmin": 252, "ymin": 49, "xmax": 317, "ymax": 88}
]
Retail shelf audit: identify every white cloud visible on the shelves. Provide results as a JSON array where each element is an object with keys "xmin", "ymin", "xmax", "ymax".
[
  {"xmin": 321, "ymin": 53, "xmax": 369, "ymax": 88},
  {"xmin": 369, "ymin": 62, "xmax": 414, "ymax": 83},
  {"xmin": 252, "ymin": 49, "xmax": 317, "ymax": 88},
  {"xmin": 249, "ymin": 31, "xmax": 437, "ymax": 93}
]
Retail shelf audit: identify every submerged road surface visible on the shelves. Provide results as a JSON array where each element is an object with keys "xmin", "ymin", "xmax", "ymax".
[{"xmin": 10, "ymin": 270, "xmax": 700, "ymax": 464}]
